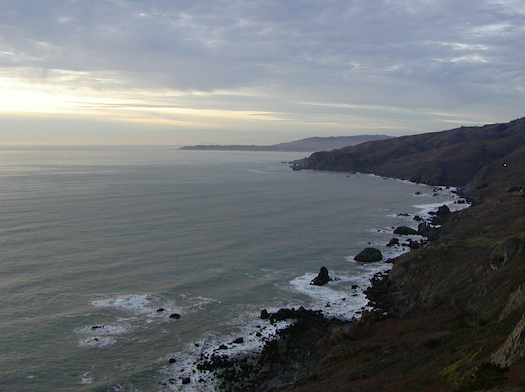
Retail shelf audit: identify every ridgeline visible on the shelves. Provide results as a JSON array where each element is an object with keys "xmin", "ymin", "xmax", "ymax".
[{"xmin": 292, "ymin": 117, "xmax": 525, "ymax": 187}]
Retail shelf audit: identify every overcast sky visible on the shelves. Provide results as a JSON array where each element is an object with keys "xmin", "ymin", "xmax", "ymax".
[{"xmin": 1, "ymin": 0, "xmax": 524, "ymax": 145}]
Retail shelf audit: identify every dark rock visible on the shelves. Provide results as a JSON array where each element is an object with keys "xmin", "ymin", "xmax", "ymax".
[
  {"xmin": 354, "ymin": 247, "xmax": 383, "ymax": 262},
  {"xmin": 310, "ymin": 266, "xmax": 332, "ymax": 286},
  {"xmin": 157, "ymin": 308, "xmax": 165, "ymax": 312},
  {"xmin": 168, "ymin": 358, "xmax": 177, "ymax": 363},
  {"xmin": 417, "ymin": 222, "xmax": 438, "ymax": 240},
  {"xmin": 436, "ymin": 204, "xmax": 451, "ymax": 217},
  {"xmin": 169, "ymin": 313, "xmax": 181, "ymax": 319},
  {"xmin": 219, "ymin": 344, "xmax": 228, "ymax": 350},
  {"xmin": 181, "ymin": 377, "xmax": 191, "ymax": 384},
  {"xmin": 260, "ymin": 309, "xmax": 270, "ymax": 319},
  {"xmin": 386, "ymin": 238, "xmax": 400, "ymax": 247},
  {"xmin": 232, "ymin": 337, "xmax": 244, "ymax": 344},
  {"xmin": 430, "ymin": 204, "xmax": 452, "ymax": 225},
  {"xmin": 91, "ymin": 325, "xmax": 103, "ymax": 330},
  {"xmin": 394, "ymin": 226, "xmax": 418, "ymax": 235}
]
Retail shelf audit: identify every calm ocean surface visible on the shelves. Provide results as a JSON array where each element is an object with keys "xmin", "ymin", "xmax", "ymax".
[{"xmin": 0, "ymin": 146, "xmax": 465, "ymax": 391}]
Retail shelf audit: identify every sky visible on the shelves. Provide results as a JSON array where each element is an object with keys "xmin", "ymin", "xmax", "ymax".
[{"xmin": 0, "ymin": 0, "xmax": 524, "ymax": 145}]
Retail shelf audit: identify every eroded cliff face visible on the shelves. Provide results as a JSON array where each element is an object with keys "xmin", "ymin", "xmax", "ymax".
[{"xmin": 272, "ymin": 124, "xmax": 525, "ymax": 392}]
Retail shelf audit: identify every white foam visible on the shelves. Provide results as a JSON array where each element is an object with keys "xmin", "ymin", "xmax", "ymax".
[
  {"xmin": 91, "ymin": 294, "xmax": 154, "ymax": 315},
  {"xmin": 74, "ymin": 323, "xmax": 133, "ymax": 336},
  {"xmin": 79, "ymin": 372, "xmax": 94, "ymax": 385},
  {"xmin": 77, "ymin": 336, "xmax": 116, "ymax": 348},
  {"xmin": 159, "ymin": 315, "xmax": 292, "ymax": 391},
  {"xmin": 286, "ymin": 269, "xmax": 391, "ymax": 321}
]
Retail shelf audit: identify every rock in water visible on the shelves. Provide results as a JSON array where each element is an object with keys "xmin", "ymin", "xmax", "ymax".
[
  {"xmin": 354, "ymin": 248, "xmax": 383, "ymax": 262},
  {"xmin": 311, "ymin": 266, "xmax": 331, "ymax": 286},
  {"xmin": 394, "ymin": 226, "xmax": 418, "ymax": 235}
]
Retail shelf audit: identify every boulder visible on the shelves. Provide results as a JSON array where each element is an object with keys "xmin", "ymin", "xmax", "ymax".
[
  {"xmin": 310, "ymin": 266, "xmax": 331, "ymax": 286},
  {"xmin": 430, "ymin": 204, "xmax": 452, "ymax": 225},
  {"xmin": 386, "ymin": 238, "xmax": 399, "ymax": 247},
  {"xmin": 394, "ymin": 226, "xmax": 418, "ymax": 235},
  {"xmin": 417, "ymin": 222, "xmax": 438, "ymax": 240},
  {"xmin": 354, "ymin": 248, "xmax": 383, "ymax": 262},
  {"xmin": 169, "ymin": 313, "xmax": 181, "ymax": 319},
  {"xmin": 232, "ymin": 337, "xmax": 244, "ymax": 344}
]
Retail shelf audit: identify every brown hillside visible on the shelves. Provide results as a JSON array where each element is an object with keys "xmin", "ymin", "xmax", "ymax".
[
  {"xmin": 293, "ymin": 117, "xmax": 525, "ymax": 186},
  {"xmin": 270, "ymin": 121, "xmax": 525, "ymax": 392}
]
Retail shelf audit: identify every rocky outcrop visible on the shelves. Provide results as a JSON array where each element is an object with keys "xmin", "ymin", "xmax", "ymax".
[
  {"xmin": 354, "ymin": 248, "xmax": 382, "ymax": 262},
  {"xmin": 492, "ymin": 311, "xmax": 525, "ymax": 368},
  {"xmin": 488, "ymin": 237, "xmax": 525, "ymax": 270},
  {"xmin": 310, "ymin": 266, "xmax": 331, "ymax": 286},
  {"xmin": 393, "ymin": 226, "xmax": 418, "ymax": 235}
]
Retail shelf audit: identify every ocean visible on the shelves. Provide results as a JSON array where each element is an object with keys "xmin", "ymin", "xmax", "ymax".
[{"xmin": 0, "ymin": 146, "xmax": 466, "ymax": 391}]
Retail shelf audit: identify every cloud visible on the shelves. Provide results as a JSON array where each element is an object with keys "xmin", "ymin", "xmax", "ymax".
[{"xmin": 0, "ymin": 0, "xmax": 524, "ymax": 143}]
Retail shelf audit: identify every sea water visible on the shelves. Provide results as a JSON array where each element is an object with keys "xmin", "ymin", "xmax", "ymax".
[{"xmin": 0, "ymin": 146, "xmax": 466, "ymax": 391}]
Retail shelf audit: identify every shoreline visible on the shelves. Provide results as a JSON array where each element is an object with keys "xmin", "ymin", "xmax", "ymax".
[{"xmin": 159, "ymin": 181, "xmax": 469, "ymax": 391}]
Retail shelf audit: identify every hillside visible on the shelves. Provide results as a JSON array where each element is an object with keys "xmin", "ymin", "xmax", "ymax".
[
  {"xmin": 179, "ymin": 135, "xmax": 392, "ymax": 152},
  {"xmin": 265, "ymin": 118, "xmax": 525, "ymax": 391},
  {"xmin": 270, "ymin": 152, "xmax": 525, "ymax": 392},
  {"xmin": 292, "ymin": 118, "xmax": 525, "ymax": 186}
]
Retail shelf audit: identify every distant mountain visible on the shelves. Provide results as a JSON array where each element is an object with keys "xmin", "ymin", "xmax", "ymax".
[
  {"xmin": 179, "ymin": 135, "xmax": 393, "ymax": 152},
  {"xmin": 292, "ymin": 117, "xmax": 525, "ymax": 187}
]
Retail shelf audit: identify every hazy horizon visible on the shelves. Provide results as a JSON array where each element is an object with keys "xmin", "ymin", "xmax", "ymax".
[{"xmin": 1, "ymin": 1, "xmax": 524, "ymax": 145}]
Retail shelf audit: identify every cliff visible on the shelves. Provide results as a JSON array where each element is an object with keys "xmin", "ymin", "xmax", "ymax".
[{"xmin": 292, "ymin": 117, "xmax": 525, "ymax": 186}]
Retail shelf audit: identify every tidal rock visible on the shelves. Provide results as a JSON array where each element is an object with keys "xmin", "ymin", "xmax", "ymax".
[
  {"xmin": 394, "ymin": 226, "xmax": 418, "ymax": 235},
  {"xmin": 430, "ymin": 204, "xmax": 452, "ymax": 225},
  {"xmin": 386, "ymin": 238, "xmax": 399, "ymax": 247},
  {"xmin": 232, "ymin": 337, "xmax": 244, "ymax": 344},
  {"xmin": 417, "ymin": 222, "xmax": 438, "ymax": 240},
  {"xmin": 168, "ymin": 358, "xmax": 177, "ymax": 363},
  {"xmin": 181, "ymin": 377, "xmax": 191, "ymax": 384},
  {"xmin": 169, "ymin": 313, "xmax": 181, "ymax": 319},
  {"xmin": 260, "ymin": 309, "xmax": 270, "ymax": 319},
  {"xmin": 354, "ymin": 248, "xmax": 383, "ymax": 262},
  {"xmin": 310, "ymin": 266, "xmax": 331, "ymax": 286}
]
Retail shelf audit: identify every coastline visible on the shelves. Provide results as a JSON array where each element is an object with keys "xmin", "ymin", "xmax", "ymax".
[
  {"xmin": 266, "ymin": 159, "xmax": 525, "ymax": 391},
  {"xmin": 159, "ymin": 181, "xmax": 470, "ymax": 391}
]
